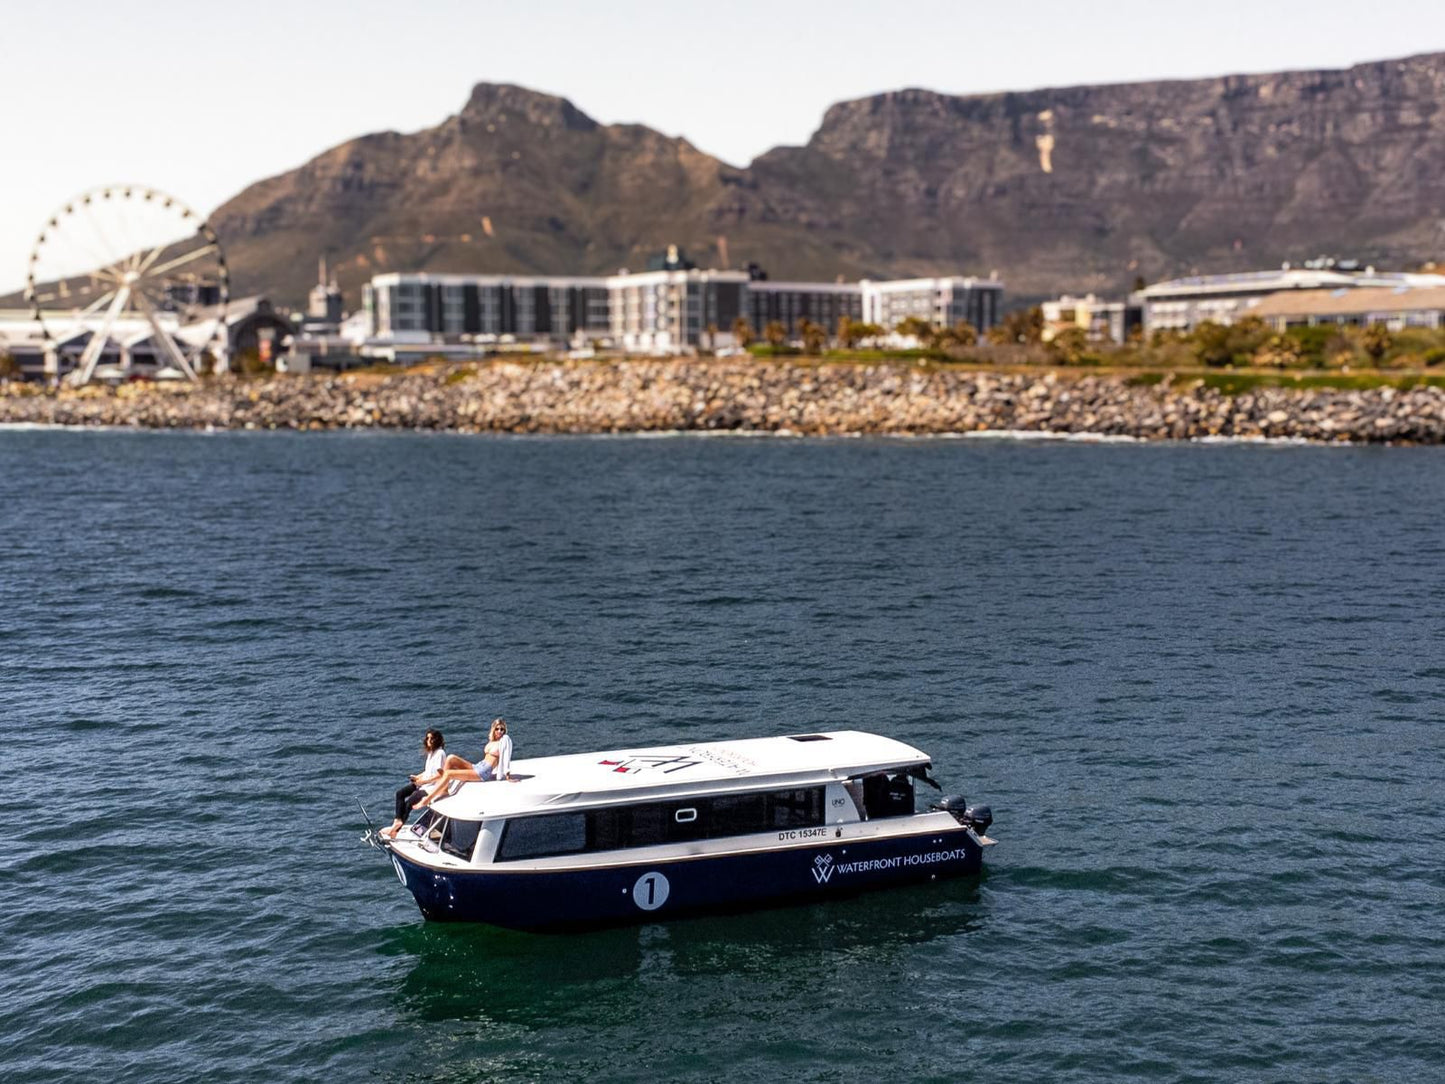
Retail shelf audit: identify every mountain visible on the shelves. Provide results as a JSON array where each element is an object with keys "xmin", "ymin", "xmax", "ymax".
[{"xmin": 210, "ymin": 54, "xmax": 1445, "ymax": 308}]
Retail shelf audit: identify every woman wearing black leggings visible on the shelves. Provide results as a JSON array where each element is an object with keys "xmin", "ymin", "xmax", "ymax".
[{"xmin": 382, "ymin": 729, "xmax": 446, "ymax": 839}]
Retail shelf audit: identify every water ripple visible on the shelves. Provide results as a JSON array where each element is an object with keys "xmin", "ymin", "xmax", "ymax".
[{"xmin": 1, "ymin": 432, "xmax": 1443, "ymax": 1082}]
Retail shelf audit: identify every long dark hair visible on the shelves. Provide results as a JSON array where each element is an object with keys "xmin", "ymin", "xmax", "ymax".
[{"xmin": 424, "ymin": 729, "xmax": 445, "ymax": 751}]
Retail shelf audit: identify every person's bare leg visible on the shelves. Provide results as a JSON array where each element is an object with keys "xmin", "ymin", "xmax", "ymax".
[{"xmin": 413, "ymin": 767, "xmax": 480, "ymax": 809}]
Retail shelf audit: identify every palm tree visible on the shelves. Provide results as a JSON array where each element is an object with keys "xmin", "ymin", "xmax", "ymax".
[
  {"xmin": 1362, "ymin": 322, "xmax": 1392, "ymax": 365},
  {"xmin": 732, "ymin": 316, "xmax": 754, "ymax": 349},
  {"xmin": 763, "ymin": 321, "xmax": 787, "ymax": 348},
  {"xmin": 988, "ymin": 307, "xmax": 1045, "ymax": 345},
  {"xmin": 799, "ymin": 319, "xmax": 827, "ymax": 355}
]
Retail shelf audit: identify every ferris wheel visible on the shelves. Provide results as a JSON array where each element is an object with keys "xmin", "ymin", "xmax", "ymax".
[{"xmin": 25, "ymin": 185, "xmax": 230, "ymax": 384}]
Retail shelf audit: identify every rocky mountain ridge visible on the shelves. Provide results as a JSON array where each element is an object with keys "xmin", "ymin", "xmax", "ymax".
[{"xmin": 208, "ymin": 53, "xmax": 1445, "ymax": 308}]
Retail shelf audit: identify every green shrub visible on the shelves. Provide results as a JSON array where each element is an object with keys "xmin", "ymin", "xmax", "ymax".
[
  {"xmin": 1191, "ymin": 316, "xmax": 1269, "ymax": 367},
  {"xmin": 1283, "ymin": 325, "xmax": 1337, "ymax": 366}
]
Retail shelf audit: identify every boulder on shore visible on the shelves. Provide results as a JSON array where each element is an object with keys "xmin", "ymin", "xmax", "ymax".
[{"xmin": 3, "ymin": 361, "xmax": 1442, "ymax": 443}]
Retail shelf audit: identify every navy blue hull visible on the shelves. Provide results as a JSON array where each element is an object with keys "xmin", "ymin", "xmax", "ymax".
[{"xmin": 387, "ymin": 827, "xmax": 983, "ymax": 931}]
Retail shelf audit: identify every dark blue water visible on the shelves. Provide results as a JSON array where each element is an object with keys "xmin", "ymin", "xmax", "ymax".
[{"xmin": 1, "ymin": 429, "xmax": 1442, "ymax": 1082}]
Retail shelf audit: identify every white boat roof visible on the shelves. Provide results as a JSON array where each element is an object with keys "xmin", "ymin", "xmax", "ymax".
[{"xmin": 432, "ymin": 730, "xmax": 930, "ymax": 820}]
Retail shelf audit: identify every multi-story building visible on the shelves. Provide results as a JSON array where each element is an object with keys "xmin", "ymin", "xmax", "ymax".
[
  {"xmin": 605, "ymin": 269, "xmax": 748, "ymax": 353},
  {"xmin": 365, "ymin": 273, "xmax": 611, "ymax": 342},
  {"xmin": 362, "ymin": 265, "xmax": 1004, "ymax": 355},
  {"xmin": 860, "ymin": 277, "xmax": 1003, "ymax": 333},
  {"xmin": 746, "ymin": 281, "xmax": 862, "ymax": 335},
  {"xmin": 1138, "ymin": 266, "xmax": 1445, "ymax": 334},
  {"xmin": 1041, "ymin": 293, "xmax": 1142, "ymax": 344}
]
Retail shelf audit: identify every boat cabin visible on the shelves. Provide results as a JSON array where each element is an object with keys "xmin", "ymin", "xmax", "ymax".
[{"xmin": 406, "ymin": 730, "xmax": 935, "ymax": 868}]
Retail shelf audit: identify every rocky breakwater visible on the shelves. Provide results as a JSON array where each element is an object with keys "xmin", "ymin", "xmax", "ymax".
[{"xmin": 3, "ymin": 361, "xmax": 1445, "ymax": 442}]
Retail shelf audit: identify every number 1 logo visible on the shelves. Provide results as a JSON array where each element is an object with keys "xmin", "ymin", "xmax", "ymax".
[{"xmin": 632, "ymin": 871, "xmax": 670, "ymax": 911}]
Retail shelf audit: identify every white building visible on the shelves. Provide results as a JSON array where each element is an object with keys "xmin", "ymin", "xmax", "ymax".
[
  {"xmin": 362, "ymin": 266, "xmax": 1005, "ymax": 357},
  {"xmin": 1041, "ymin": 294, "xmax": 1141, "ymax": 344},
  {"xmin": 1138, "ymin": 266, "xmax": 1445, "ymax": 334},
  {"xmin": 860, "ymin": 277, "xmax": 1003, "ymax": 333},
  {"xmin": 605, "ymin": 268, "xmax": 749, "ymax": 353},
  {"xmin": 1248, "ymin": 285, "xmax": 1445, "ymax": 332}
]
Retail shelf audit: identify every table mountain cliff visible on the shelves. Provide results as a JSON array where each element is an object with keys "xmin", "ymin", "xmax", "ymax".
[{"xmin": 210, "ymin": 53, "xmax": 1445, "ymax": 309}]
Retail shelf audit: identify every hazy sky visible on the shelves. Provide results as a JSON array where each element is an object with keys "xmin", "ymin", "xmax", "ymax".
[{"xmin": 3, "ymin": 0, "xmax": 1444, "ymax": 293}]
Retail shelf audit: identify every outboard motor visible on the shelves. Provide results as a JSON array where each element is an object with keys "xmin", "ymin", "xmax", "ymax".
[
  {"xmin": 930, "ymin": 794, "xmax": 993, "ymax": 835},
  {"xmin": 962, "ymin": 804, "xmax": 992, "ymax": 836}
]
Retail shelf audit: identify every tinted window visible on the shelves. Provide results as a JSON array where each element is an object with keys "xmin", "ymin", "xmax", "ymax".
[
  {"xmin": 496, "ymin": 813, "xmax": 587, "ymax": 860},
  {"xmin": 708, "ymin": 793, "xmax": 768, "ymax": 837},
  {"xmin": 587, "ymin": 788, "xmax": 824, "ymax": 851},
  {"xmin": 441, "ymin": 818, "xmax": 482, "ymax": 861},
  {"xmin": 496, "ymin": 787, "xmax": 829, "ymax": 860},
  {"xmin": 769, "ymin": 788, "xmax": 824, "ymax": 828}
]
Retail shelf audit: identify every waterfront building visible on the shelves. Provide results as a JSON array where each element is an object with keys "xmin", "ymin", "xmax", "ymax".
[
  {"xmin": 1138, "ymin": 265, "xmax": 1445, "ymax": 334},
  {"xmin": 359, "ymin": 264, "xmax": 1004, "ymax": 357},
  {"xmin": 746, "ymin": 280, "xmax": 862, "ymax": 335},
  {"xmin": 364, "ymin": 273, "xmax": 611, "ymax": 342},
  {"xmin": 1042, "ymin": 293, "xmax": 1142, "ymax": 344},
  {"xmin": 860, "ymin": 277, "xmax": 1002, "ymax": 333},
  {"xmin": 1248, "ymin": 286, "xmax": 1445, "ymax": 331},
  {"xmin": 606, "ymin": 268, "xmax": 749, "ymax": 353}
]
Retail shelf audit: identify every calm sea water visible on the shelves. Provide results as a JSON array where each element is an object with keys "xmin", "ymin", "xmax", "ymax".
[{"xmin": 1, "ymin": 429, "xmax": 1442, "ymax": 1083}]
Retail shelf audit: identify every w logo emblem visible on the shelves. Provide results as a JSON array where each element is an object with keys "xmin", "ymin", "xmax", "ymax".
[{"xmin": 811, "ymin": 854, "xmax": 835, "ymax": 884}]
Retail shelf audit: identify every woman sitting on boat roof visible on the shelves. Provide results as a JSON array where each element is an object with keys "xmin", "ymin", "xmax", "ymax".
[
  {"xmin": 380, "ymin": 728, "xmax": 447, "ymax": 839},
  {"xmin": 414, "ymin": 718, "xmax": 513, "ymax": 808}
]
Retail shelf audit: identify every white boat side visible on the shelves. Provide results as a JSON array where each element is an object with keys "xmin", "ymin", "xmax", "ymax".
[{"xmin": 428, "ymin": 730, "xmax": 930, "ymax": 820}]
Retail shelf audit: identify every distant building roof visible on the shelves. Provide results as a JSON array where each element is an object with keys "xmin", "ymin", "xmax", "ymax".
[
  {"xmin": 1141, "ymin": 268, "xmax": 1445, "ymax": 300},
  {"xmin": 1249, "ymin": 285, "xmax": 1445, "ymax": 319}
]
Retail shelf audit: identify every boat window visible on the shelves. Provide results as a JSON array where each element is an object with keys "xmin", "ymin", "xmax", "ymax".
[
  {"xmin": 628, "ymin": 804, "xmax": 667, "ymax": 845},
  {"xmin": 498, "ymin": 786, "xmax": 830, "ymax": 860},
  {"xmin": 586, "ymin": 801, "xmax": 704, "ymax": 848},
  {"xmin": 441, "ymin": 818, "xmax": 483, "ymax": 861},
  {"xmin": 587, "ymin": 787, "xmax": 825, "ymax": 851},
  {"xmin": 707, "ymin": 792, "xmax": 768, "ymax": 837},
  {"xmin": 769, "ymin": 788, "xmax": 824, "ymax": 828},
  {"xmin": 787, "ymin": 734, "xmax": 832, "ymax": 742},
  {"xmin": 587, "ymin": 806, "xmax": 630, "ymax": 851},
  {"xmin": 496, "ymin": 813, "xmax": 587, "ymax": 861},
  {"xmin": 861, "ymin": 772, "xmax": 915, "ymax": 819}
]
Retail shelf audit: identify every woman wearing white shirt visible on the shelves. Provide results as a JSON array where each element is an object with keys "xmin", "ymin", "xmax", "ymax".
[
  {"xmin": 414, "ymin": 718, "xmax": 513, "ymax": 809},
  {"xmin": 382, "ymin": 729, "xmax": 447, "ymax": 839}
]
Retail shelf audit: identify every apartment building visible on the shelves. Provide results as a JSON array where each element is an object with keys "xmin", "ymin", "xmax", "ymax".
[
  {"xmin": 363, "ymin": 266, "xmax": 1004, "ymax": 354},
  {"xmin": 860, "ymin": 277, "xmax": 1002, "ymax": 332},
  {"xmin": 746, "ymin": 280, "xmax": 863, "ymax": 334},
  {"xmin": 365, "ymin": 273, "xmax": 611, "ymax": 341}
]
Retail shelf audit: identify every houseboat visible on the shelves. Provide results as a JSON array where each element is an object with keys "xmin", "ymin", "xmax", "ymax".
[{"xmin": 372, "ymin": 730, "xmax": 994, "ymax": 931}]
